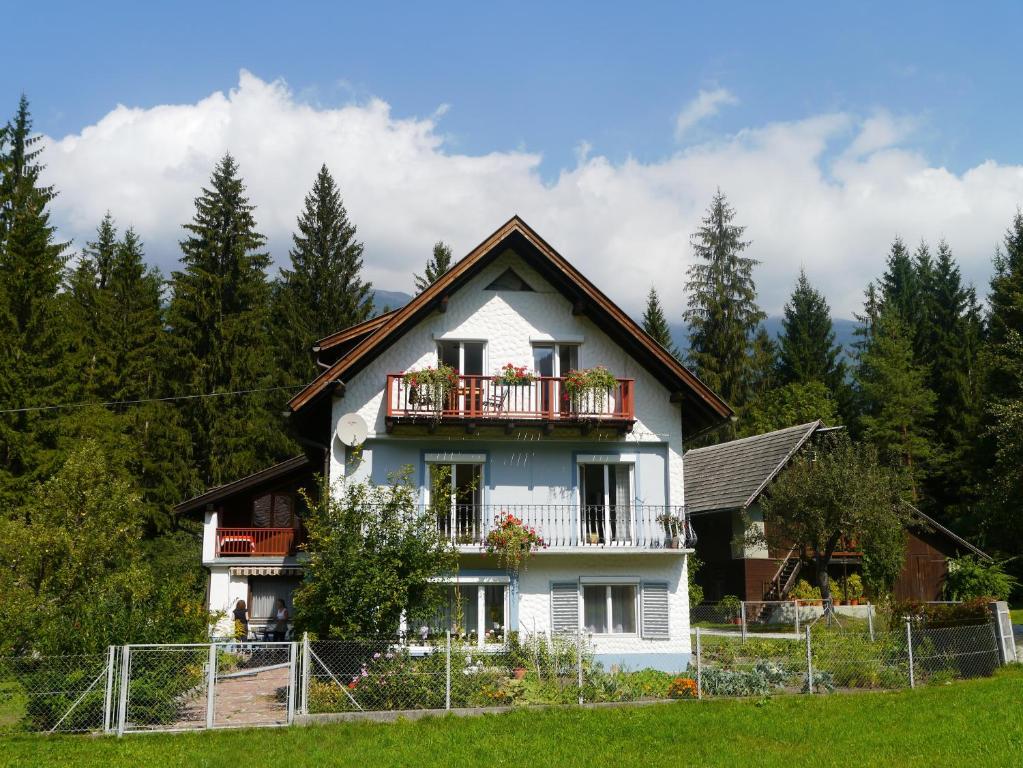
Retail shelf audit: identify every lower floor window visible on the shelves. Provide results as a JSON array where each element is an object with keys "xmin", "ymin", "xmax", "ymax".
[
  {"xmin": 429, "ymin": 583, "xmax": 507, "ymax": 645},
  {"xmin": 583, "ymin": 584, "xmax": 637, "ymax": 634}
]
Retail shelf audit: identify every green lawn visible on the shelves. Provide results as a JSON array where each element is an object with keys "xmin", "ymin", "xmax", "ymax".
[
  {"xmin": 3, "ymin": 669, "xmax": 1022, "ymax": 768},
  {"xmin": 1010, "ymin": 607, "xmax": 1022, "ymax": 625}
]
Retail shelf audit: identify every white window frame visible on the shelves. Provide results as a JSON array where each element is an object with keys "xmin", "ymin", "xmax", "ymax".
[
  {"xmin": 432, "ymin": 578, "xmax": 510, "ymax": 648},
  {"xmin": 577, "ymin": 461, "xmax": 635, "ymax": 545},
  {"xmin": 436, "ymin": 339, "xmax": 488, "ymax": 376},
  {"xmin": 425, "ymin": 457, "xmax": 485, "ymax": 542},
  {"xmin": 581, "ymin": 581, "xmax": 639, "ymax": 636},
  {"xmin": 530, "ymin": 342, "xmax": 579, "ymax": 377}
]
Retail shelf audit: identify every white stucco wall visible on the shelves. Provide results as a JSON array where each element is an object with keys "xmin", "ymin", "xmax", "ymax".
[{"xmin": 208, "ymin": 566, "xmax": 251, "ymax": 637}]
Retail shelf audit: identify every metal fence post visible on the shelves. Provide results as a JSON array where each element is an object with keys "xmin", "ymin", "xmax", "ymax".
[
  {"xmin": 103, "ymin": 645, "xmax": 116, "ymax": 734},
  {"xmin": 577, "ymin": 630, "xmax": 584, "ymax": 705},
  {"xmin": 867, "ymin": 603, "xmax": 875, "ymax": 642},
  {"xmin": 287, "ymin": 641, "xmax": 298, "ymax": 725},
  {"xmin": 205, "ymin": 643, "xmax": 217, "ymax": 730},
  {"xmin": 301, "ymin": 633, "xmax": 311, "ymax": 716},
  {"xmin": 804, "ymin": 626, "xmax": 814, "ymax": 694},
  {"xmin": 793, "ymin": 601, "xmax": 800, "ymax": 637},
  {"xmin": 740, "ymin": 601, "xmax": 747, "ymax": 642},
  {"xmin": 445, "ymin": 630, "xmax": 451, "ymax": 710},
  {"xmin": 905, "ymin": 618, "xmax": 915, "ymax": 689},
  {"xmin": 116, "ymin": 645, "xmax": 130, "ymax": 737},
  {"xmin": 695, "ymin": 627, "xmax": 702, "ymax": 700}
]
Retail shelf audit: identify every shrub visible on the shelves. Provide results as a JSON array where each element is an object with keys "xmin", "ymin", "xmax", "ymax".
[
  {"xmin": 718, "ymin": 595, "xmax": 742, "ymax": 621},
  {"xmin": 945, "ymin": 555, "xmax": 1017, "ymax": 602},
  {"xmin": 790, "ymin": 579, "xmax": 822, "ymax": 602}
]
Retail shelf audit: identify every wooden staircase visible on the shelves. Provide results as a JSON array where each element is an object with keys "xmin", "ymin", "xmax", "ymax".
[{"xmin": 766, "ymin": 547, "xmax": 802, "ymax": 600}]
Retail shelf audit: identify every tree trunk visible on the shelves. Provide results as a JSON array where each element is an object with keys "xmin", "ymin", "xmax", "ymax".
[{"xmin": 815, "ymin": 553, "xmax": 831, "ymax": 601}]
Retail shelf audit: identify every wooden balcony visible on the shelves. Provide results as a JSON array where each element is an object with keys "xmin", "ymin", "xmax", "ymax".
[
  {"xmin": 215, "ymin": 527, "xmax": 301, "ymax": 557},
  {"xmin": 385, "ymin": 374, "xmax": 635, "ymax": 432}
]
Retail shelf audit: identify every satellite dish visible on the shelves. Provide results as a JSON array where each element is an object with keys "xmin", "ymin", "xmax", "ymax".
[{"xmin": 336, "ymin": 412, "xmax": 368, "ymax": 447}]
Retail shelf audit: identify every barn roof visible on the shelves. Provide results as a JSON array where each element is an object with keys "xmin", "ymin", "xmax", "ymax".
[{"xmin": 683, "ymin": 421, "xmax": 823, "ymax": 514}]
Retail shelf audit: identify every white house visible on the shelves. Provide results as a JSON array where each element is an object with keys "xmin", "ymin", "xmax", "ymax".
[{"xmin": 177, "ymin": 216, "xmax": 733, "ymax": 672}]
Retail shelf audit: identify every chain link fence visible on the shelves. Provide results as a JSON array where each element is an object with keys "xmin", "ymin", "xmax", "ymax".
[{"xmin": 0, "ymin": 618, "xmax": 1006, "ymax": 736}]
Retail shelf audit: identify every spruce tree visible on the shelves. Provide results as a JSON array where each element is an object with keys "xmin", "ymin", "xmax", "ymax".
[
  {"xmin": 274, "ymin": 164, "xmax": 372, "ymax": 382},
  {"xmin": 168, "ymin": 153, "xmax": 290, "ymax": 489},
  {"xmin": 414, "ymin": 241, "xmax": 453, "ymax": 293},
  {"xmin": 856, "ymin": 306, "xmax": 936, "ymax": 500},
  {"xmin": 980, "ymin": 210, "xmax": 1023, "ymax": 573},
  {"xmin": 778, "ymin": 269, "xmax": 845, "ymax": 391},
  {"xmin": 0, "ymin": 96, "xmax": 71, "ymax": 506},
  {"xmin": 683, "ymin": 190, "xmax": 765, "ymax": 428},
  {"xmin": 879, "ymin": 237, "xmax": 921, "ymax": 328},
  {"xmin": 641, "ymin": 287, "xmax": 678, "ymax": 357},
  {"xmin": 918, "ymin": 240, "xmax": 983, "ymax": 525}
]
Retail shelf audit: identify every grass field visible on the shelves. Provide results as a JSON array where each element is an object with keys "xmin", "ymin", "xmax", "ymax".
[
  {"xmin": 2, "ymin": 668, "xmax": 1021, "ymax": 768},
  {"xmin": 1010, "ymin": 607, "xmax": 1022, "ymax": 625}
]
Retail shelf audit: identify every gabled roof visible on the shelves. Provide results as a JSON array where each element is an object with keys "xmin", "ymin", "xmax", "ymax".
[
  {"xmin": 288, "ymin": 216, "xmax": 733, "ymax": 436},
  {"xmin": 174, "ymin": 455, "xmax": 313, "ymax": 515},
  {"xmin": 684, "ymin": 421, "xmax": 822, "ymax": 514}
]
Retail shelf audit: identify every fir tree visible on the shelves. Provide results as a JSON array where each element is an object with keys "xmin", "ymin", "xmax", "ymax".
[
  {"xmin": 856, "ymin": 306, "xmax": 936, "ymax": 500},
  {"xmin": 0, "ymin": 96, "xmax": 71, "ymax": 507},
  {"xmin": 641, "ymin": 287, "xmax": 678, "ymax": 357},
  {"xmin": 274, "ymin": 165, "xmax": 372, "ymax": 382},
  {"xmin": 684, "ymin": 190, "xmax": 765, "ymax": 430},
  {"xmin": 168, "ymin": 153, "xmax": 290, "ymax": 489},
  {"xmin": 879, "ymin": 236, "xmax": 921, "ymax": 328},
  {"xmin": 778, "ymin": 269, "xmax": 845, "ymax": 391},
  {"xmin": 414, "ymin": 241, "xmax": 453, "ymax": 294}
]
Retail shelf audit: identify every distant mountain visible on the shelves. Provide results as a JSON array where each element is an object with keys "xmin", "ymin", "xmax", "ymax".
[
  {"xmin": 370, "ymin": 289, "xmax": 413, "ymax": 316},
  {"xmin": 668, "ymin": 316, "xmax": 859, "ymax": 362}
]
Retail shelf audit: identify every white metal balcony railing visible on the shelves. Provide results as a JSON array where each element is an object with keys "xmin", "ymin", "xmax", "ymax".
[{"xmin": 427, "ymin": 504, "xmax": 692, "ymax": 550}]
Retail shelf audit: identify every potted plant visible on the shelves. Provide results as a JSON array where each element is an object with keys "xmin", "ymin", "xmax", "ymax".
[
  {"xmin": 562, "ymin": 366, "xmax": 618, "ymax": 412},
  {"xmin": 719, "ymin": 595, "xmax": 742, "ymax": 625},
  {"xmin": 493, "ymin": 363, "xmax": 535, "ymax": 386},
  {"xmin": 484, "ymin": 512, "xmax": 547, "ymax": 574},
  {"xmin": 845, "ymin": 574, "xmax": 864, "ymax": 606},
  {"xmin": 587, "ymin": 531, "xmax": 600, "ymax": 545},
  {"xmin": 790, "ymin": 579, "xmax": 822, "ymax": 606},
  {"xmin": 403, "ymin": 364, "xmax": 458, "ymax": 409},
  {"xmin": 657, "ymin": 512, "xmax": 685, "ymax": 548}
]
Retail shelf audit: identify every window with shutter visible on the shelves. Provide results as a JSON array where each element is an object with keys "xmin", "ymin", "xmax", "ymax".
[
  {"xmin": 641, "ymin": 582, "xmax": 670, "ymax": 639},
  {"xmin": 550, "ymin": 582, "xmax": 579, "ymax": 634}
]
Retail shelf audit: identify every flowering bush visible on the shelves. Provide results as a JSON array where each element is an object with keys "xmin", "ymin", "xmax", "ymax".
[
  {"xmin": 484, "ymin": 512, "xmax": 547, "ymax": 574},
  {"xmin": 667, "ymin": 676, "xmax": 698, "ymax": 699},
  {"xmin": 494, "ymin": 363, "xmax": 535, "ymax": 385}
]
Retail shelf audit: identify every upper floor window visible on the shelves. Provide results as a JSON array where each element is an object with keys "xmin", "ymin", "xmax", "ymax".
[
  {"xmin": 252, "ymin": 492, "xmax": 296, "ymax": 528},
  {"xmin": 438, "ymin": 340, "xmax": 485, "ymax": 376},
  {"xmin": 531, "ymin": 343, "xmax": 578, "ymax": 378}
]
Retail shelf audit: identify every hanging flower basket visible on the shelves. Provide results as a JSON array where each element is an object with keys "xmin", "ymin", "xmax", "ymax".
[
  {"xmin": 562, "ymin": 366, "xmax": 617, "ymax": 412},
  {"xmin": 484, "ymin": 512, "xmax": 547, "ymax": 574},
  {"xmin": 403, "ymin": 364, "xmax": 458, "ymax": 408},
  {"xmin": 493, "ymin": 363, "xmax": 536, "ymax": 386}
]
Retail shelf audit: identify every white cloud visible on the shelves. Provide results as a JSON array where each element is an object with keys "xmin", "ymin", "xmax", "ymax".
[
  {"xmin": 674, "ymin": 88, "xmax": 738, "ymax": 141},
  {"xmin": 40, "ymin": 71, "xmax": 1023, "ymax": 320}
]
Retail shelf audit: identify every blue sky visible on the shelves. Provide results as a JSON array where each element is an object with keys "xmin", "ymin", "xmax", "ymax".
[{"xmin": 5, "ymin": 1, "xmax": 1023, "ymax": 316}]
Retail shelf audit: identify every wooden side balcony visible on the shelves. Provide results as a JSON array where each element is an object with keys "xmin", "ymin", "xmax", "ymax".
[
  {"xmin": 215, "ymin": 527, "xmax": 302, "ymax": 557},
  {"xmin": 385, "ymin": 374, "xmax": 635, "ymax": 431}
]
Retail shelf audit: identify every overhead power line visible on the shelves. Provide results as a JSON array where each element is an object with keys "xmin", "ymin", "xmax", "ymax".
[{"xmin": 0, "ymin": 385, "xmax": 305, "ymax": 415}]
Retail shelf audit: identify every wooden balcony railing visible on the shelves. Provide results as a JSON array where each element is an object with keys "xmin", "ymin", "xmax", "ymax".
[
  {"xmin": 385, "ymin": 374, "xmax": 635, "ymax": 423},
  {"xmin": 215, "ymin": 527, "xmax": 300, "ymax": 557}
]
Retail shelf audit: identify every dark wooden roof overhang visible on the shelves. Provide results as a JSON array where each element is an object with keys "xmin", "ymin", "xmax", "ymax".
[
  {"xmin": 174, "ymin": 455, "xmax": 313, "ymax": 516},
  {"xmin": 288, "ymin": 216, "xmax": 733, "ymax": 440}
]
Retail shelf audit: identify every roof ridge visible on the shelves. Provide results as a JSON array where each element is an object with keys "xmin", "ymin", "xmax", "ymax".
[{"xmin": 684, "ymin": 421, "xmax": 820, "ymax": 456}]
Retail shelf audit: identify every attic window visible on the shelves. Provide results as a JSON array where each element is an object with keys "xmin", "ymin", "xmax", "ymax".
[{"xmin": 485, "ymin": 268, "xmax": 534, "ymax": 291}]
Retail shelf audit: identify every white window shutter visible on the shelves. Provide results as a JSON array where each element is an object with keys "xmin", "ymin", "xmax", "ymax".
[
  {"xmin": 641, "ymin": 582, "xmax": 670, "ymax": 639},
  {"xmin": 550, "ymin": 582, "xmax": 579, "ymax": 634}
]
